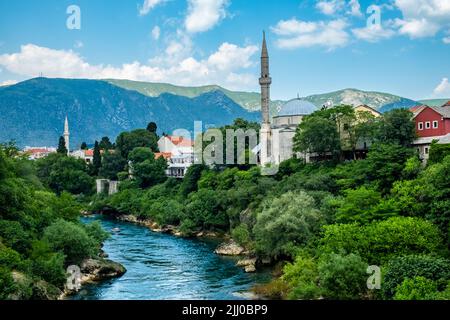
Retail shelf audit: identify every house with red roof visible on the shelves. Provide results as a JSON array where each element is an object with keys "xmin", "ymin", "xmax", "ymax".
[
  {"xmin": 23, "ymin": 147, "xmax": 56, "ymax": 160},
  {"xmin": 157, "ymin": 135, "xmax": 195, "ymax": 178},
  {"xmin": 411, "ymin": 101, "xmax": 450, "ymax": 162}
]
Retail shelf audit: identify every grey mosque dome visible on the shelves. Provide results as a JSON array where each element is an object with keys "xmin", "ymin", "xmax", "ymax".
[{"xmin": 278, "ymin": 98, "xmax": 318, "ymax": 116}]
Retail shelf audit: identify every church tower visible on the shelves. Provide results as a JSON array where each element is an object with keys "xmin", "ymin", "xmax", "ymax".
[
  {"xmin": 64, "ymin": 116, "xmax": 70, "ymax": 155},
  {"xmin": 259, "ymin": 31, "xmax": 272, "ymax": 166}
]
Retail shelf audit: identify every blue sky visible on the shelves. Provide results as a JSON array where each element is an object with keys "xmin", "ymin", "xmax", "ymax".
[{"xmin": 0, "ymin": 0, "xmax": 449, "ymax": 100}]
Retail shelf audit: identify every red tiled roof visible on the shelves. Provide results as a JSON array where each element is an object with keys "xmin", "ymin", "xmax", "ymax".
[
  {"xmin": 410, "ymin": 105, "xmax": 427, "ymax": 113},
  {"xmin": 84, "ymin": 149, "xmax": 106, "ymax": 157},
  {"xmin": 26, "ymin": 148, "xmax": 50, "ymax": 154},
  {"xmin": 167, "ymin": 136, "xmax": 194, "ymax": 147},
  {"xmin": 154, "ymin": 152, "xmax": 172, "ymax": 160}
]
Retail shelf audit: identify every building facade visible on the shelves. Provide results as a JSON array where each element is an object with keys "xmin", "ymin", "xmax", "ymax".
[
  {"xmin": 411, "ymin": 102, "xmax": 450, "ymax": 162},
  {"xmin": 156, "ymin": 135, "xmax": 195, "ymax": 178}
]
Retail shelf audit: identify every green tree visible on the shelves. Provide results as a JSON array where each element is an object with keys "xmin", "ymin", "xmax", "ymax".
[
  {"xmin": 80, "ymin": 142, "xmax": 88, "ymax": 150},
  {"xmin": 0, "ymin": 267, "xmax": 16, "ymax": 300},
  {"xmin": 99, "ymin": 151, "xmax": 127, "ymax": 180},
  {"xmin": 320, "ymin": 217, "xmax": 443, "ymax": 264},
  {"xmin": 56, "ymin": 136, "xmax": 67, "ymax": 155},
  {"xmin": 146, "ymin": 122, "xmax": 157, "ymax": 134},
  {"xmin": 282, "ymin": 253, "xmax": 321, "ymax": 300},
  {"xmin": 179, "ymin": 164, "xmax": 208, "ymax": 197},
  {"xmin": 92, "ymin": 141, "xmax": 101, "ymax": 176},
  {"xmin": 43, "ymin": 220, "xmax": 96, "ymax": 266},
  {"xmin": 35, "ymin": 153, "xmax": 94, "ymax": 195},
  {"xmin": 254, "ymin": 191, "xmax": 323, "ymax": 258},
  {"xmin": 335, "ymin": 187, "xmax": 394, "ymax": 224},
  {"xmin": 428, "ymin": 140, "xmax": 450, "ymax": 165},
  {"xmin": 365, "ymin": 143, "xmax": 414, "ymax": 194},
  {"xmin": 116, "ymin": 129, "xmax": 158, "ymax": 158},
  {"xmin": 382, "ymin": 255, "xmax": 450, "ymax": 299},
  {"xmin": 318, "ymin": 253, "xmax": 368, "ymax": 300},
  {"xmin": 376, "ymin": 109, "xmax": 416, "ymax": 147},
  {"xmin": 293, "ymin": 116, "xmax": 340, "ymax": 160},
  {"xmin": 129, "ymin": 148, "xmax": 167, "ymax": 188},
  {"xmin": 99, "ymin": 136, "xmax": 113, "ymax": 150},
  {"xmin": 394, "ymin": 277, "xmax": 437, "ymax": 300}
]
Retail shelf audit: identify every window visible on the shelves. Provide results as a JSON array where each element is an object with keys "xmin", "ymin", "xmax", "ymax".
[
  {"xmin": 425, "ymin": 147, "xmax": 429, "ymax": 154},
  {"xmin": 425, "ymin": 122, "xmax": 431, "ymax": 129},
  {"xmin": 433, "ymin": 121, "xmax": 438, "ymax": 129},
  {"xmin": 418, "ymin": 122, "xmax": 424, "ymax": 130}
]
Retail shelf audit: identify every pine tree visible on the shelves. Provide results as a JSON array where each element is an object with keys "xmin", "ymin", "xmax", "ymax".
[
  {"xmin": 57, "ymin": 136, "xmax": 68, "ymax": 155},
  {"xmin": 146, "ymin": 122, "xmax": 157, "ymax": 134},
  {"xmin": 93, "ymin": 141, "xmax": 102, "ymax": 175},
  {"xmin": 80, "ymin": 142, "xmax": 88, "ymax": 150}
]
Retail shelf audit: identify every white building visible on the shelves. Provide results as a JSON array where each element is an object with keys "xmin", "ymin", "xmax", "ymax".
[
  {"xmin": 156, "ymin": 135, "xmax": 195, "ymax": 178},
  {"xmin": 23, "ymin": 147, "xmax": 56, "ymax": 160}
]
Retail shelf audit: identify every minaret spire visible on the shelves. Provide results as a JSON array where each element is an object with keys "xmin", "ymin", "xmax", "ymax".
[
  {"xmin": 259, "ymin": 31, "xmax": 271, "ymax": 125},
  {"xmin": 259, "ymin": 31, "xmax": 272, "ymax": 167},
  {"xmin": 64, "ymin": 116, "xmax": 70, "ymax": 155}
]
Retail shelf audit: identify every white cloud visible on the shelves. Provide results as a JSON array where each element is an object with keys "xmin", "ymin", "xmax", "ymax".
[
  {"xmin": 433, "ymin": 77, "xmax": 450, "ymax": 97},
  {"xmin": 316, "ymin": 0, "xmax": 362, "ymax": 17},
  {"xmin": 271, "ymin": 18, "xmax": 350, "ymax": 50},
  {"xmin": 348, "ymin": 0, "xmax": 363, "ymax": 17},
  {"xmin": 139, "ymin": 0, "xmax": 166, "ymax": 16},
  {"xmin": 208, "ymin": 43, "xmax": 258, "ymax": 71},
  {"xmin": 0, "ymin": 79, "xmax": 17, "ymax": 86},
  {"xmin": 352, "ymin": 24, "xmax": 396, "ymax": 42},
  {"xmin": 444, "ymin": 36, "xmax": 450, "ymax": 44},
  {"xmin": 185, "ymin": 0, "xmax": 229, "ymax": 33},
  {"xmin": 0, "ymin": 43, "xmax": 259, "ymax": 90},
  {"xmin": 394, "ymin": 0, "xmax": 450, "ymax": 38},
  {"xmin": 395, "ymin": 18, "xmax": 440, "ymax": 38},
  {"xmin": 316, "ymin": 0, "xmax": 345, "ymax": 15},
  {"xmin": 151, "ymin": 26, "xmax": 161, "ymax": 40}
]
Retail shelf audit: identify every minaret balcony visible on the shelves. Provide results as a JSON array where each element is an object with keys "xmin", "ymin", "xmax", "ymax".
[{"xmin": 259, "ymin": 77, "xmax": 272, "ymax": 85}]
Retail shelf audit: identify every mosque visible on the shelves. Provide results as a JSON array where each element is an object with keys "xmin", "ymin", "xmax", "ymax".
[{"xmin": 258, "ymin": 33, "xmax": 318, "ymax": 166}]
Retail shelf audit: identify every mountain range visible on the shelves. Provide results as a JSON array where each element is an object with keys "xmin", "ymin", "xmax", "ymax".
[
  {"xmin": 0, "ymin": 78, "xmax": 259, "ymax": 148},
  {"xmin": 0, "ymin": 77, "xmax": 448, "ymax": 148}
]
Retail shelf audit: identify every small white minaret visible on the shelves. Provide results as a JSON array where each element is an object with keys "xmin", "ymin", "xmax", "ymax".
[
  {"xmin": 259, "ymin": 31, "xmax": 272, "ymax": 166},
  {"xmin": 64, "ymin": 116, "xmax": 70, "ymax": 155}
]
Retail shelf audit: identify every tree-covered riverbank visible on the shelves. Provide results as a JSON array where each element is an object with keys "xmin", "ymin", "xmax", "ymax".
[
  {"xmin": 0, "ymin": 145, "xmax": 124, "ymax": 299},
  {"xmin": 85, "ymin": 108, "xmax": 449, "ymax": 300}
]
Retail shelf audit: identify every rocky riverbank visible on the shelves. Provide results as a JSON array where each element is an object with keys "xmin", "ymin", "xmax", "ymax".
[{"xmin": 61, "ymin": 258, "xmax": 126, "ymax": 299}]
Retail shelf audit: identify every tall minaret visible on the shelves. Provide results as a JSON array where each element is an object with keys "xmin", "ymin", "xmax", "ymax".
[
  {"xmin": 64, "ymin": 116, "xmax": 70, "ymax": 155},
  {"xmin": 259, "ymin": 31, "xmax": 272, "ymax": 166}
]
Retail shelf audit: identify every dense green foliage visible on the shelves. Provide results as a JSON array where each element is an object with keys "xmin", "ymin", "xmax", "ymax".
[
  {"xmin": 0, "ymin": 146, "xmax": 108, "ymax": 299},
  {"xmin": 87, "ymin": 108, "xmax": 449, "ymax": 300},
  {"xmin": 35, "ymin": 153, "xmax": 94, "ymax": 195}
]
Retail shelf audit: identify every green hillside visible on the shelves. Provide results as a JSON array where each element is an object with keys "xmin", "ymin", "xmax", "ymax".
[
  {"xmin": 106, "ymin": 79, "xmax": 422, "ymax": 113},
  {"xmin": 105, "ymin": 79, "xmax": 285, "ymax": 114},
  {"xmin": 419, "ymin": 99, "xmax": 450, "ymax": 107}
]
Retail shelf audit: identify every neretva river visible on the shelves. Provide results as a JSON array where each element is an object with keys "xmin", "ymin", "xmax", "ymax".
[{"xmin": 70, "ymin": 215, "xmax": 271, "ymax": 300}]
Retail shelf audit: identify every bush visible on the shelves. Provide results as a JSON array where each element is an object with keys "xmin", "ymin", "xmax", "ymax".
[
  {"xmin": 254, "ymin": 191, "xmax": 323, "ymax": 259},
  {"xmin": 0, "ymin": 267, "xmax": 16, "ymax": 300},
  {"xmin": 321, "ymin": 217, "xmax": 443, "ymax": 265},
  {"xmin": 394, "ymin": 277, "xmax": 437, "ymax": 300},
  {"xmin": 282, "ymin": 254, "xmax": 321, "ymax": 300},
  {"xmin": 318, "ymin": 253, "xmax": 368, "ymax": 300},
  {"xmin": 0, "ymin": 244, "xmax": 23, "ymax": 270},
  {"xmin": 382, "ymin": 255, "xmax": 450, "ymax": 299},
  {"xmin": 83, "ymin": 221, "xmax": 110, "ymax": 246},
  {"xmin": 43, "ymin": 220, "xmax": 96, "ymax": 266},
  {"xmin": 231, "ymin": 224, "xmax": 251, "ymax": 248}
]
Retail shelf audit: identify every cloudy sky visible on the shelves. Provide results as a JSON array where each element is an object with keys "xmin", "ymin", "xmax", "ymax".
[{"xmin": 0, "ymin": 0, "xmax": 449, "ymax": 100}]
